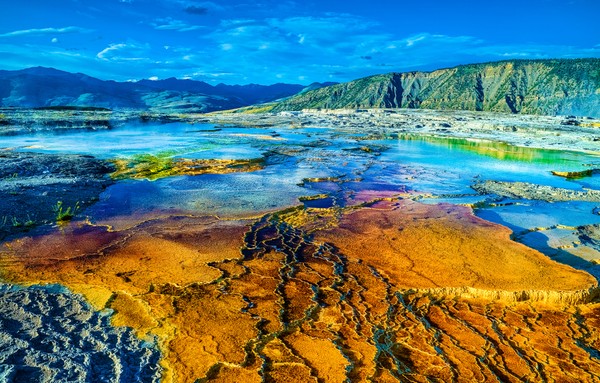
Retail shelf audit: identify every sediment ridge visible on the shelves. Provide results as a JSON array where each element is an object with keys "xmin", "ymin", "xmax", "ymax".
[{"xmin": 406, "ymin": 285, "xmax": 600, "ymax": 305}]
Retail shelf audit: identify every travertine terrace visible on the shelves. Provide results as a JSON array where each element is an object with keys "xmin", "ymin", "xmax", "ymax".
[
  {"xmin": 2, "ymin": 108, "xmax": 600, "ymax": 381},
  {"xmin": 1, "ymin": 197, "xmax": 599, "ymax": 381}
]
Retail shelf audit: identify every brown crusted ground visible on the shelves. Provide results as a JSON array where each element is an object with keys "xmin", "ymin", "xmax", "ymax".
[
  {"xmin": 1, "ymin": 200, "xmax": 600, "ymax": 382},
  {"xmin": 315, "ymin": 199, "xmax": 596, "ymax": 291}
]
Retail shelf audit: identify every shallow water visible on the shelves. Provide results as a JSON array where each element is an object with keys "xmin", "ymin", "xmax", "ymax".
[
  {"xmin": 3, "ymin": 120, "xmax": 600, "ymax": 271},
  {"xmin": 1, "ymin": 122, "xmax": 281, "ymax": 159}
]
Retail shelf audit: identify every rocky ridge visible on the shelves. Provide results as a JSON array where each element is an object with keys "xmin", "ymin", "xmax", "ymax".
[{"xmin": 273, "ymin": 59, "xmax": 600, "ymax": 117}]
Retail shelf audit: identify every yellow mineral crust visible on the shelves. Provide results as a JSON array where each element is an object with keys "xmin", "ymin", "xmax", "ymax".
[
  {"xmin": 1, "ymin": 200, "xmax": 600, "ymax": 382},
  {"xmin": 1, "ymin": 216, "xmax": 252, "ymax": 382},
  {"xmin": 111, "ymin": 156, "xmax": 264, "ymax": 180}
]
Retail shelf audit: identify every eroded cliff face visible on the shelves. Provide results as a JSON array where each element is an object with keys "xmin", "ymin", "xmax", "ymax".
[{"xmin": 273, "ymin": 59, "xmax": 600, "ymax": 116}]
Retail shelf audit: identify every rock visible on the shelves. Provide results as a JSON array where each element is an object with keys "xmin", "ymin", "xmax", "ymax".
[
  {"xmin": 551, "ymin": 169, "xmax": 597, "ymax": 178},
  {"xmin": 577, "ymin": 224, "xmax": 600, "ymax": 249}
]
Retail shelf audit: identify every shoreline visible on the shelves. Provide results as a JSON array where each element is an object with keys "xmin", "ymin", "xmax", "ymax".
[{"xmin": 206, "ymin": 108, "xmax": 600, "ymax": 155}]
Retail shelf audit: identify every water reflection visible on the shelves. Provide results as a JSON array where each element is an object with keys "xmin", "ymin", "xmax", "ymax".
[{"xmin": 397, "ymin": 134, "xmax": 591, "ymax": 168}]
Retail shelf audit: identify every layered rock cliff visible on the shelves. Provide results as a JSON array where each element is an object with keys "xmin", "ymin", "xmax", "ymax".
[{"xmin": 273, "ymin": 59, "xmax": 600, "ymax": 117}]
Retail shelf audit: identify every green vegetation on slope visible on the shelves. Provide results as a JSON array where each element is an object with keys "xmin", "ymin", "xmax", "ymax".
[{"xmin": 273, "ymin": 59, "xmax": 600, "ymax": 117}]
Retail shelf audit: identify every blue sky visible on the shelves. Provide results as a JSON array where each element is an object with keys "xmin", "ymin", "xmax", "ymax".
[{"xmin": 1, "ymin": 0, "xmax": 598, "ymax": 84}]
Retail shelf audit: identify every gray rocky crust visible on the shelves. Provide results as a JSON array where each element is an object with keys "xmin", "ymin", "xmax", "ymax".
[
  {"xmin": 0, "ymin": 284, "xmax": 161, "ymax": 383},
  {"xmin": 0, "ymin": 151, "xmax": 114, "ymax": 240},
  {"xmin": 471, "ymin": 180, "xmax": 600, "ymax": 202}
]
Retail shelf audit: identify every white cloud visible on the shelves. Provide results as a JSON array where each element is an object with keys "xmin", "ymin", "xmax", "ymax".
[
  {"xmin": 1, "ymin": 8, "xmax": 597, "ymax": 86},
  {"xmin": 97, "ymin": 43, "xmax": 127, "ymax": 60},
  {"xmin": 266, "ymin": 15, "xmax": 378, "ymax": 36},
  {"xmin": 498, "ymin": 52, "xmax": 540, "ymax": 57},
  {"xmin": 460, "ymin": 43, "xmax": 595, "ymax": 60},
  {"xmin": 152, "ymin": 18, "xmax": 204, "ymax": 32},
  {"xmin": 0, "ymin": 26, "xmax": 92, "ymax": 38},
  {"xmin": 220, "ymin": 19, "xmax": 257, "ymax": 28},
  {"xmin": 199, "ymin": 14, "xmax": 390, "ymax": 81},
  {"xmin": 404, "ymin": 35, "xmax": 427, "ymax": 47},
  {"xmin": 395, "ymin": 33, "xmax": 481, "ymax": 49},
  {"xmin": 148, "ymin": 76, "xmax": 159, "ymax": 80},
  {"xmin": 51, "ymin": 38, "xmax": 58, "ymax": 43},
  {"xmin": 193, "ymin": 13, "xmax": 600, "ymax": 84},
  {"xmin": 96, "ymin": 42, "xmax": 151, "ymax": 62},
  {"xmin": 186, "ymin": 70, "xmax": 235, "ymax": 79}
]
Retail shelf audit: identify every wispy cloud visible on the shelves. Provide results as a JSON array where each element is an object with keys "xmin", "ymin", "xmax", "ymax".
[
  {"xmin": 188, "ymin": 14, "xmax": 600, "ymax": 84},
  {"xmin": 184, "ymin": 14, "xmax": 388, "ymax": 82},
  {"xmin": 96, "ymin": 42, "xmax": 151, "ymax": 62},
  {"xmin": 97, "ymin": 44, "xmax": 126, "ymax": 60},
  {"xmin": 152, "ymin": 18, "xmax": 204, "ymax": 32},
  {"xmin": 463, "ymin": 43, "xmax": 600, "ymax": 60},
  {"xmin": 395, "ymin": 33, "xmax": 478, "ymax": 48},
  {"xmin": 205, "ymin": 14, "xmax": 383, "ymax": 56},
  {"xmin": 0, "ymin": 26, "xmax": 92, "ymax": 38},
  {"xmin": 0, "ymin": 42, "xmax": 97, "ymax": 75},
  {"xmin": 1, "ymin": 5, "xmax": 598, "ymax": 85},
  {"xmin": 219, "ymin": 19, "xmax": 257, "ymax": 28}
]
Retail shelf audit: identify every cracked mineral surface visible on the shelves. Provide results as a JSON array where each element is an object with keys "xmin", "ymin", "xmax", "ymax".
[{"xmin": 1, "ymin": 199, "xmax": 599, "ymax": 382}]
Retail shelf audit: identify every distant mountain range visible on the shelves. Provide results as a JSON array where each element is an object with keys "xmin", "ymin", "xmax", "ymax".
[
  {"xmin": 0, "ymin": 67, "xmax": 334, "ymax": 112},
  {"xmin": 273, "ymin": 59, "xmax": 600, "ymax": 117},
  {"xmin": 3, "ymin": 59, "xmax": 599, "ymax": 116}
]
